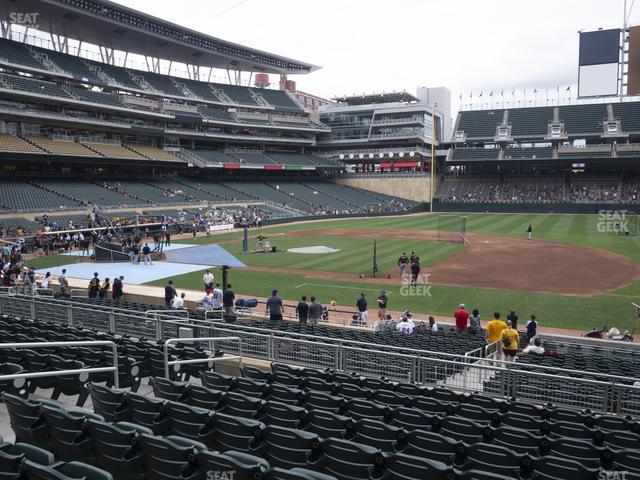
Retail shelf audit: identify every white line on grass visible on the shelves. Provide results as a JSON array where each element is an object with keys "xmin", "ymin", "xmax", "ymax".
[{"xmin": 295, "ymin": 282, "xmax": 388, "ymax": 293}]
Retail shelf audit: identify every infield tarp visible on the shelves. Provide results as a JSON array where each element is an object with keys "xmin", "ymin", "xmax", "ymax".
[{"xmin": 164, "ymin": 244, "xmax": 246, "ymax": 267}]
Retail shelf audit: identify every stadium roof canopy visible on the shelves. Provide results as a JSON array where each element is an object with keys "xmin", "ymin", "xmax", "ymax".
[
  {"xmin": 332, "ymin": 91, "xmax": 419, "ymax": 105},
  {"xmin": 0, "ymin": 0, "xmax": 319, "ymax": 74}
]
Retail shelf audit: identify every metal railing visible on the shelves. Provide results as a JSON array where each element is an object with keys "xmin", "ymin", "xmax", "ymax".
[
  {"xmin": 2, "ymin": 292, "xmax": 640, "ymax": 413},
  {"xmin": 0, "ymin": 340, "xmax": 119, "ymax": 388},
  {"xmin": 162, "ymin": 336, "xmax": 242, "ymax": 379}
]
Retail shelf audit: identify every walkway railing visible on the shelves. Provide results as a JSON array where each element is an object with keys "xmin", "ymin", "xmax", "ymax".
[
  {"xmin": 0, "ymin": 340, "xmax": 120, "ymax": 388},
  {"xmin": 162, "ymin": 336, "xmax": 242, "ymax": 379},
  {"xmin": 2, "ymin": 292, "xmax": 640, "ymax": 414}
]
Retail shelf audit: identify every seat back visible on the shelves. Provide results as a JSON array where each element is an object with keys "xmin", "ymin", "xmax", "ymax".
[
  {"xmin": 84, "ymin": 419, "xmax": 149, "ymax": 474},
  {"xmin": 124, "ymin": 391, "xmax": 168, "ymax": 434},
  {"xmin": 318, "ymin": 438, "xmax": 384, "ymax": 480},
  {"xmin": 263, "ymin": 425, "xmax": 320, "ymax": 470},
  {"xmin": 87, "ymin": 383, "xmax": 130, "ymax": 423},
  {"xmin": 40, "ymin": 406, "xmax": 102, "ymax": 461},
  {"xmin": 138, "ymin": 434, "xmax": 205, "ymax": 480}
]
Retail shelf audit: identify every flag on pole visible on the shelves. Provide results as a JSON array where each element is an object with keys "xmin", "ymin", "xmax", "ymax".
[
  {"xmin": 479, "ymin": 91, "xmax": 483, "ymax": 97},
  {"xmin": 566, "ymin": 85, "xmax": 571, "ymax": 91},
  {"xmin": 372, "ymin": 239, "xmax": 378, "ymax": 277},
  {"xmin": 534, "ymin": 88, "xmax": 538, "ymax": 93},
  {"xmin": 489, "ymin": 91, "xmax": 493, "ymax": 96},
  {"xmin": 500, "ymin": 90, "xmax": 504, "ymax": 96},
  {"xmin": 459, "ymin": 93, "xmax": 462, "ymax": 101}
]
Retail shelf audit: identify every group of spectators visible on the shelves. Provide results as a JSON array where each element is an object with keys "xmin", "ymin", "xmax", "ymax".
[
  {"xmin": 453, "ymin": 304, "xmax": 541, "ymax": 360},
  {"xmin": 306, "ymin": 200, "xmax": 408, "ymax": 217},
  {"xmin": 438, "ymin": 174, "xmax": 640, "ymax": 205},
  {"xmin": 85, "ymin": 271, "xmax": 125, "ymax": 299},
  {"xmin": 570, "ymin": 183, "xmax": 621, "ymax": 203}
]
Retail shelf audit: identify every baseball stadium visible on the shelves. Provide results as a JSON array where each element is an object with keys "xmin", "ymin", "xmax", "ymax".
[{"xmin": 0, "ymin": 1, "xmax": 640, "ymax": 480}]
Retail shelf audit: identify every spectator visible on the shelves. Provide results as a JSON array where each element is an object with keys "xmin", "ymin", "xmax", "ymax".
[
  {"xmin": 171, "ymin": 292, "xmax": 186, "ymax": 309},
  {"xmin": 132, "ymin": 244, "xmax": 140, "ymax": 264},
  {"xmin": 40, "ymin": 271, "xmax": 51, "ymax": 289},
  {"xmin": 212, "ymin": 283, "xmax": 223, "ymax": 313},
  {"xmin": 396, "ymin": 314, "xmax": 415, "ymax": 334},
  {"xmin": 203, "ymin": 270, "xmax": 214, "ymax": 291},
  {"xmin": 356, "ymin": 293, "xmax": 368, "ymax": 324},
  {"xmin": 202, "ymin": 289, "xmax": 213, "ymax": 312},
  {"xmin": 58, "ymin": 268, "xmax": 69, "ymax": 296},
  {"xmin": 507, "ymin": 309, "xmax": 519, "ymax": 330},
  {"xmin": 526, "ymin": 315, "xmax": 538, "ymax": 341},
  {"xmin": 164, "ymin": 280, "xmax": 177, "ymax": 307},
  {"xmin": 112, "ymin": 275, "xmax": 124, "ymax": 300},
  {"xmin": 377, "ymin": 290, "xmax": 388, "ymax": 320},
  {"xmin": 485, "ymin": 312, "xmax": 507, "ymax": 344},
  {"xmin": 26, "ymin": 268, "xmax": 36, "ymax": 293},
  {"xmin": 88, "ymin": 272, "xmax": 100, "ymax": 298},
  {"xmin": 428, "ymin": 316, "xmax": 438, "ymax": 332},
  {"xmin": 308, "ymin": 296, "xmax": 323, "ymax": 326},
  {"xmin": 99, "ymin": 277, "xmax": 110, "ymax": 299},
  {"xmin": 296, "ymin": 295, "xmax": 309, "ymax": 324},
  {"xmin": 469, "ymin": 308, "xmax": 481, "ymax": 335},
  {"xmin": 142, "ymin": 243, "xmax": 152, "ymax": 265},
  {"xmin": 454, "ymin": 303, "xmax": 469, "ymax": 333},
  {"xmin": 501, "ymin": 320, "xmax": 520, "ymax": 361},
  {"xmin": 223, "ymin": 284, "xmax": 235, "ymax": 320},
  {"xmin": 266, "ymin": 289, "xmax": 284, "ymax": 321},
  {"xmin": 519, "ymin": 337, "xmax": 545, "ymax": 356}
]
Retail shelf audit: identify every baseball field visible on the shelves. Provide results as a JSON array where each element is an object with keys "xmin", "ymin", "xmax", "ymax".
[
  {"xmin": 29, "ymin": 212, "xmax": 640, "ymax": 332},
  {"xmin": 155, "ymin": 212, "xmax": 640, "ymax": 332}
]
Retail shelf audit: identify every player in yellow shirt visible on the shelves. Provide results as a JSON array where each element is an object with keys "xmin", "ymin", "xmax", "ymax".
[
  {"xmin": 501, "ymin": 320, "xmax": 520, "ymax": 361},
  {"xmin": 485, "ymin": 312, "xmax": 507, "ymax": 343}
]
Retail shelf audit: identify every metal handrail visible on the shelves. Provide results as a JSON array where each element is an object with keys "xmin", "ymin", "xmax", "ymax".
[
  {"xmin": 0, "ymin": 340, "xmax": 119, "ymax": 388},
  {"xmin": 4, "ymin": 292, "xmax": 640, "ymax": 386},
  {"xmin": 145, "ymin": 309, "xmax": 190, "ymax": 319},
  {"xmin": 162, "ymin": 336, "xmax": 242, "ymax": 379}
]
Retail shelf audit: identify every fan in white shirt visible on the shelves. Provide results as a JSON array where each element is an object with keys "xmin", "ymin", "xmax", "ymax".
[
  {"xmin": 396, "ymin": 317, "xmax": 415, "ymax": 334},
  {"xmin": 518, "ymin": 337, "xmax": 545, "ymax": 356},
  {"xmin": 171, "ymin": 293, "xmax": 185, "ymax": 309},
  {"xmin": 203, "ymin": 270, "xmax": 214, "ymax": 290}
]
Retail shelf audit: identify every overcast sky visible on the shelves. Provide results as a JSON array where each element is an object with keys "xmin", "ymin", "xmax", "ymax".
[{"xmin": 112, "ymin": 0, "xmax": 635, "ymax": 106}]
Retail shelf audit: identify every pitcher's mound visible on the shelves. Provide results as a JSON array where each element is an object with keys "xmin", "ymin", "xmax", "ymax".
[{"xmin": 288, "ymin": 246, "xmax": 340, "ymax": 254}]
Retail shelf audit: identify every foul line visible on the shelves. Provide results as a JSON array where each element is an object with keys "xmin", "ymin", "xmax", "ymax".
[{"xmin": 295, "ymin": 282, "xmax": 390, "ymax": 293}]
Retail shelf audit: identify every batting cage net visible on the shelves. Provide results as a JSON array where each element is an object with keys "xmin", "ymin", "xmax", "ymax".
[
  {"xmin": 625, "ymin": 212, "xmax": 638, "ymax": 237},
  {"xmin": 437, "ymin": 215, "xmax": 468, "ymax": 245}
]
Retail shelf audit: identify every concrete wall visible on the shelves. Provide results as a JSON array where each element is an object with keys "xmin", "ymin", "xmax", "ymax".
[{"xmin": 333, "ymin": 176, "xmax": 437, "ymax": 202}]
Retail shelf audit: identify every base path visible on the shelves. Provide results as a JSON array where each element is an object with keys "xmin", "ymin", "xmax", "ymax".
[{"xmin": 287, "ymin": 228, "xmax": 640, "ymax": 296}]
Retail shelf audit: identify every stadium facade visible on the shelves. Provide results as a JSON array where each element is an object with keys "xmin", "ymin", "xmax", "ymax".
[{"xmin": 314, "ymin": 90, "xmax": 448, "ymax": 173}]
